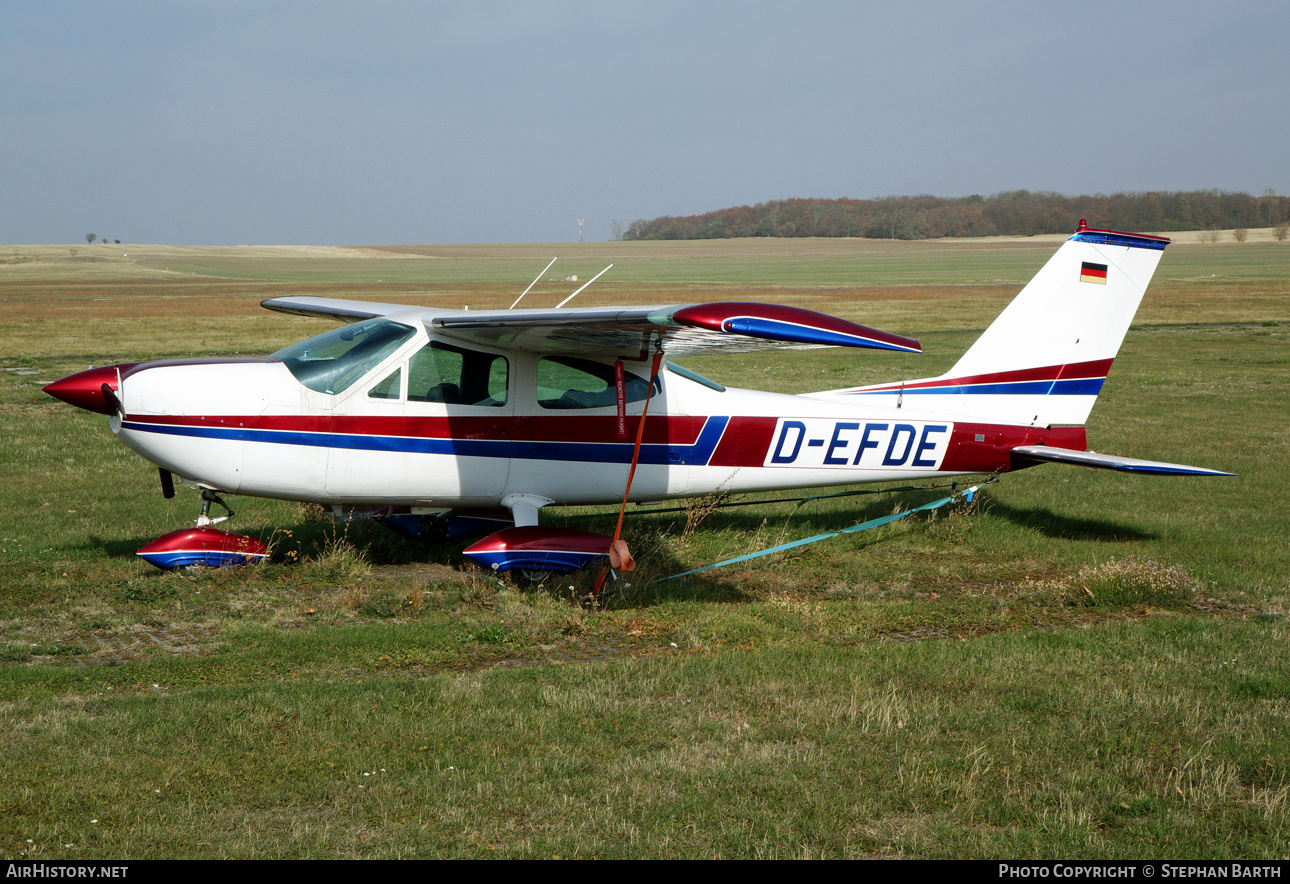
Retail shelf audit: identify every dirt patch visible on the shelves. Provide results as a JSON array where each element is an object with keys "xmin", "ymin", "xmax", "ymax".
[
  {"xmin": 369, "ymin": 562, "xmax": 473, "ymax": 586},
  {"xmin": 66, "ymin": 623, "xmax": 220, "ymax": 666}
]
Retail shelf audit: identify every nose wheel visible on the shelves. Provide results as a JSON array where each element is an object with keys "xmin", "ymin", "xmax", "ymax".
[{"xmin": 137, "ymin": 488, "xmax": 266, "ymax": 570}]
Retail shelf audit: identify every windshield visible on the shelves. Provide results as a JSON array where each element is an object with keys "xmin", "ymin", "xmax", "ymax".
[{"xmin": 272, "ymin": 319, "xmax": 417, "ymax": 395}]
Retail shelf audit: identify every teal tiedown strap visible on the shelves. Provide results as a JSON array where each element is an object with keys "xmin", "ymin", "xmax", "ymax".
[{"xmin": 653, "ymin": 485, "xmax": 980, "ymax": 583}]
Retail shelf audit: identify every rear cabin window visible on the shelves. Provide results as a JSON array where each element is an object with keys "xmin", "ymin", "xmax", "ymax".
[
  {"xmin": 273, "ymin": 320, "xmax": 417, "ymax": 395},
  {"xmin": 536, "ymin": 356, "xmax": 658, "ymax": 410},
  {"xmin": 407, "ymin": 342, "xmax": 508, "ymax": 407}
]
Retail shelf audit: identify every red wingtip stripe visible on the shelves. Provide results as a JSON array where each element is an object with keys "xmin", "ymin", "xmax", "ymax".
[{"xmin": 673, "ymin": 302, "xmax": 920, "ymax": 352}]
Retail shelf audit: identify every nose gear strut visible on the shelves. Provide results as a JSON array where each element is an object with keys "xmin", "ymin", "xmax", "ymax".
[{"xmin": 197, "ymin": 489, "xmax": 235, "ymax": 527}]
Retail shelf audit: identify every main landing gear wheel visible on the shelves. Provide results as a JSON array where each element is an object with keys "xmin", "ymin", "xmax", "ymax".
[{"xmin": 516, "ymin": 568, "xmax": 560, "ymax": 586}]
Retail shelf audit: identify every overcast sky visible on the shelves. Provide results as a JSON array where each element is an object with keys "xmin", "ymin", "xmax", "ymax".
[{"xmin": 3, "ymin": 1, "xmax": 1287, "ymax": 245}]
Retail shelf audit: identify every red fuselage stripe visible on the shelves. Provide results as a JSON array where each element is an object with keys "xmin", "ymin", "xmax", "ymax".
[
  {"xmin": 124, "ymin": 412, "xmax": 1086, "ymax": 474},
  {"xmin": 849, "ymin": 359, "xmax": 1113, "ymax": 394}
]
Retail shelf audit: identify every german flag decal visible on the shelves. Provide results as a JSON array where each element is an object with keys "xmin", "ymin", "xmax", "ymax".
[{"xmin": 1080, "ymin": 261, "xmax": 1108, "ymax": 284}]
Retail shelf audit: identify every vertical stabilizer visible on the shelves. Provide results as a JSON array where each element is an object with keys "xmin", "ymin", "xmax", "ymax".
[{"xmin": 822, "ymin": 223, "xmax": 1170, "ymax": 426}]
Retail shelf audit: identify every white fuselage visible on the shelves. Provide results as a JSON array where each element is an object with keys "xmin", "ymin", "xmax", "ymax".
[{"xmin": 112, "ymin": 336, "xmax": 1032, "ymax": 511}]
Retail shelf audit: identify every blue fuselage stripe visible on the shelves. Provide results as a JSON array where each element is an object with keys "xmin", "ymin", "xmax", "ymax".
[
  {"xmin": 121, "ymin": 416, "xmax": 730, "ymax": 466},
  {"xmin": 847, "ymin": 378, "xmax": 1105, "ymax": 396}
]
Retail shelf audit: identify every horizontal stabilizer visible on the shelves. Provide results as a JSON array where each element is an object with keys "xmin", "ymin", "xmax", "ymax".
[{"xmin": 1010, "ymin": 446, "xmax": 1235, "ymax": 476}]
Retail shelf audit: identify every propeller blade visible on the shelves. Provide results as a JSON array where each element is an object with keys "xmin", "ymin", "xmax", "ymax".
[{"xmin": 100, "ymin": 383, "xmax": 124, "ymax": 416}]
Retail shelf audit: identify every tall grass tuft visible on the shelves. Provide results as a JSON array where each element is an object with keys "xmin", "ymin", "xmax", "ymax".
[
  {"xmin": 1072, "ymin": 557, "xmax": 1197, "ymax": 608},
  {"xmin": 309, "ymin": 535, "xmax": 371, "ymax": 584}
]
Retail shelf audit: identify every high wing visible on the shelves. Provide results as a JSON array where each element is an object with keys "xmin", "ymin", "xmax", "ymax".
[
  {"xmin": 429, "ymin": 302, "xmax": 921, "ymax": 355},
  {"xmin": 261, "ymin": 297, "xmax": 921, "ymax": 356},
  {"xmin": 1010, "ymin": 446, "xmax": 1236, "ymax": 476},
  {"xmin": 260, "ymin": 296, "xmax": 429, "ymax": 322}
]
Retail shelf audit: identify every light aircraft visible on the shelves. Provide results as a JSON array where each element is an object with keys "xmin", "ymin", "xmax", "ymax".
[{"xmin": 44, "ymin": 222, "xmax": 1231, "ymax": 576}]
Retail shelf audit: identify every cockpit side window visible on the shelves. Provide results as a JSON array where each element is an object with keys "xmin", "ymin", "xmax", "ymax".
[
  {"xmin": 368, "ymin": 367, "xmax": 403, "ymax": 400},
  {"xmin": 408, "ymin": 342, "xmax": 508, "ymax": 407},
  {"xmin": 536, "ymin": 356, "xmax": 659, "ymax": 410},
  {"xmin": 273, "ymin": 320, "xmax": 417, "ymax": 395}
]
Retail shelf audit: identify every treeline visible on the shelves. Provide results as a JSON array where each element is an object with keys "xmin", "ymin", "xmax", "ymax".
[{"xmin": 623, "ymin": 190, "xmax": 1288, "ymax": 241}]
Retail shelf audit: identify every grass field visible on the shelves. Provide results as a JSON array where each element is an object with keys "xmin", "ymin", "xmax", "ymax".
[{"xmin": 1, "ymin": 234, "xmax": 1288, "ymax": 858}]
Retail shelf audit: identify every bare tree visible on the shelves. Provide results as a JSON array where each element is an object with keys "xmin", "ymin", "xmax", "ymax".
[
  {"xmin": 85, "ymin": 233, "xmax": 96, "ymax": 245},
  {"xmin": 1233, "ymin": 228, "xmax": 1248, "ymax": 243},
  {"xmin": 1274, "ymin": 222, "xmax": 1289, "ymax": 242}
]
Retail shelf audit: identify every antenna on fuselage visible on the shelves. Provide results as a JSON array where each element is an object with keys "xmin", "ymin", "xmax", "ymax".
[
  {"xmin": 556, "ymin": 264, "xmax": 613, "ymax": 308},
  {"xmin": 510, "ymin": 257, "xmax": 558, "ymax": 310}
]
